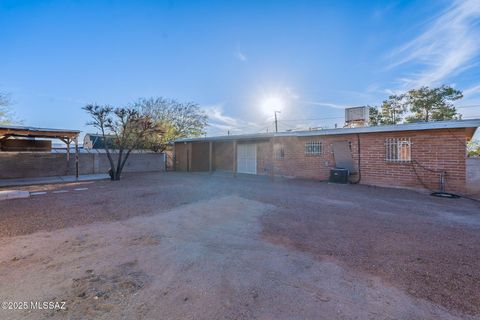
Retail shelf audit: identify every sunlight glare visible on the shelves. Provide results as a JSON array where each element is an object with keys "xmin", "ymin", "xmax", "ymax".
[{"xmin": 261, "ymin": 96, "xmax": 284, "ymax": 115}]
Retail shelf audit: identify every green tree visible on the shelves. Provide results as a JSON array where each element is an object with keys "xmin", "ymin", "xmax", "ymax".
[
  {"xmin": 405, "ymin": 85, "xmax": 462, "ymax": 122},
  {"xmin": 83, "ymin": 104, "xmax": 164, "ymax": 180},
  {"xmin": 367, "ymin": 106, "xmax": 381, "ymax": 126},
  {"xmin": 133, "ymin": 97, "xmax": 208, "ymax": 152},
  {"xmin": 468, "ymin": 139, "xmax": 480, "ymax": 157},
  {"xmin": 379, "ymin": 94, "xmax": 407, "ymax": 125}
]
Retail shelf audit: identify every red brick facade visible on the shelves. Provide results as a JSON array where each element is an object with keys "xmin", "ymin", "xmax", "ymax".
[
  {"xmin": 270, "ymin": 128, "xmax": 468, "ymax": 193},
  {"xmin": 175, "ymin": 128, "xmax": 471, "ymax": 193}
]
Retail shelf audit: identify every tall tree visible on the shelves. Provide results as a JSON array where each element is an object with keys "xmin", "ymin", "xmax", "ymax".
[
  {"xmin": 379, "ymin": 94, "xmax": 407, "ymax": 125},
  {"xmin": 133, "ymin": 97, "xmax": 207, "ymax": 152},
  {"xmin": 83, "ymin": 104, "xmax": 164, "ymax": 181},
  {"xmin": 367, "ymin": 106, "xmax": 381, "ymax": 126},
  {"xmin": 405, "ymin": 85, "xmax": 462, "ymax": 122}
]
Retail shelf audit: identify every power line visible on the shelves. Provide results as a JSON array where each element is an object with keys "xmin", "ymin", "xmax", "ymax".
[
  {"xmin": 207, "ymin": 110, "xmax": 480, "ymax": 136},
  {"xmin": 279, "ymin": 116, "xmax": 345, "ymax": 122},
  {"xmin": 457, "ymin": 105, "xmax": 480, "ymax": 109}
]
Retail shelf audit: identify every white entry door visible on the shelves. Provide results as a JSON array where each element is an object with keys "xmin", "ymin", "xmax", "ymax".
[{"xmin": 237, "ymin": 144, "xmax": 257, "ymax": 174}]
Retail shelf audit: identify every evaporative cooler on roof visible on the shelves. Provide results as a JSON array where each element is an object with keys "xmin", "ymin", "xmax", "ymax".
[{"xmin": 345, "ymin": 106, "xmax": 369, "ymax": 127}]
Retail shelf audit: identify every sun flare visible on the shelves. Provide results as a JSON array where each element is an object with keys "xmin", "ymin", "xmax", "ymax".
[{"xmin": 261, "ymin": 96, "xmax": 284, "ymax": 116}]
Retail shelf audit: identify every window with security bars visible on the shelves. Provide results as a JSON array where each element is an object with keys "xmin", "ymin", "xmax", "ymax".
[
  {"xmin": 305, "ymin": 141, "xmax": 322, "ymax": 156},
  {"xmin": 385, "ymin": 138, "xmax": 411, "ymax": 162}
]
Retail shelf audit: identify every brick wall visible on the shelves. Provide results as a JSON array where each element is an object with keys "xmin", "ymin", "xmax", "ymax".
[
  {"xmin": 272, "ymin": 128, "xmax": 468, "ymax": 193},
  {"xmin": 255, "ymin": 140, "xmax": 272, "ymax": 175},
  {"xmin": 174, "ymin": 128, "xmax": 469, "ymax": 193},
  {"xmin": 357, "ymin": 129, "xmax": 466, "ymax": 193}
]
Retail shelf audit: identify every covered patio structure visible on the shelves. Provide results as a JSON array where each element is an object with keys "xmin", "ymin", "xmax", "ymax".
[{"xmin": 0, "ymin": 125, "xmax": 81, "ymax": 178}]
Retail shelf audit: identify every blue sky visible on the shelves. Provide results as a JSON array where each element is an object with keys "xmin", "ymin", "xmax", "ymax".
[{"xmin": 1, "ymin": 0, "xmax": 480, "ymax": 137}]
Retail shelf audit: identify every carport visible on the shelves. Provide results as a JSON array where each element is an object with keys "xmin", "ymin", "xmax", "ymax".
[
  {"xmin": 175, "ymin": 135, "xmax": 273, "ymax": 176},
  {"xmin": 0, "ymin": 125, "xmax": 81, "ymax": 178}
]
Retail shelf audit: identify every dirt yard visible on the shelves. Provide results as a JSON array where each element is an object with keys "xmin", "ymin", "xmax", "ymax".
[{"xmin": 0, "ymin": 172, "xmax": 479, "ymax": 319}]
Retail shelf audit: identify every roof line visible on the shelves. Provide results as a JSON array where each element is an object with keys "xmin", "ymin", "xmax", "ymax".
[
  {"xmin": 0, "ymin": 125, "xmax": 80, "ymax": 134},
  {"xmin": 175, "ymin": 119, "xmax": 480, "ymax": 143}
]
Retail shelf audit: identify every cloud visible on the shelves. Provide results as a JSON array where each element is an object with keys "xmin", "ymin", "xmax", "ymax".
[
  {"xmin": 202, "ymin": 105, "xmax": 263, "ymax": 135},
  {"xmin": 206, "ymin": 105, "xmax": 239, "ymax": 127},
  {"xmin": 463, "ymin": 84, "xmax": 480, "ymax": 98},
  {"xmin": 457, "ymin": 84, "xmax": 480, "ymax": 119},
  {"xmin": 300, "ymin": 100, "xmax": 350, "ymax": 109},
  {"xmin": 234, "ymin": 49, "xmax": 247, "ymax": 62},
  {"xmin": 388, "ymin": 0, "xmax": 480, "ymax": 88}
]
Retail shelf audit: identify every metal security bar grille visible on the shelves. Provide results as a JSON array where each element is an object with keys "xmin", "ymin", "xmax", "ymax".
[
  {"xmin": 305, "ymin": 141, "xmax": 322, "ymax": 156},
  {"xmin": 385, "ymin": 138, "xmax": 412, "ymax": 162}
]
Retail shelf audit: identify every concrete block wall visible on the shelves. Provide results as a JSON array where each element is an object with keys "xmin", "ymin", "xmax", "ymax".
[
  {"xmin": 191, "ymin": 142, "xmax": 209, "ymax": 171},
  {"xmin": 466, "ymin": 157, "xmax": 480, "ymax": 196},
  {"xmin": 213, "ymin": 142, "xmax": 234, "ymax": 171},
  {"xmin": 175, "ymin": 143, "xmax": 189, "ymax": 172},
  {"xmin": 0, "ymin": 152, "xmax": 165, "ymax": 179}
]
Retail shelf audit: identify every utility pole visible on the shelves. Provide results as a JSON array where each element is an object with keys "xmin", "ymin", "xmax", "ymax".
[{"xmin": 274, "ymin": 111, "xmax": 281, "ymax": 133}]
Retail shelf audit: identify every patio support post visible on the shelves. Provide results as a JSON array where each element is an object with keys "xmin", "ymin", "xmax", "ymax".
[
  {"xmin": 64, "ymin": 138, "xmax": 71, "ymax": 175},
  {"xmin": 270, "ymin": 137, "xmax": 274, "ymax": 181},
  {"xmin": 209, "ymin": 141, "xmax": 213, "ymax": 174},
  {"xmin": 233, "ymin": 140, "xmax": 237, "ymax": 178},
  {"xmin": 65, "ymin": 138, "xmax": 70, "ymax": 162},
  {"xmin": 188, "ymin": 143, "xmax": 192, "ymax": 172},
  {"xmin": 74, "ymin": 136, "xmax": 79, "ymax": 179}
]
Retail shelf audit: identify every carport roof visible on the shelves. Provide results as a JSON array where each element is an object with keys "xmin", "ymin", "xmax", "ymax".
[
  {"xmin": 175, "ymin": 118, "xmax": 480, "ymax": 143},
  {"xmin": 0, "ymin": 125, "xmax": 80, "ymax": 140}
]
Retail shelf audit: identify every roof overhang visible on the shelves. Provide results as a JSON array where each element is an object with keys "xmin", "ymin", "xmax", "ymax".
[
  {"xmin": 0, "ymin": 125, "xmax": 80, "ymax": 141},
  {"xmin": 175, "ymin": 119, "xmax": 480, "ymax": 143}
]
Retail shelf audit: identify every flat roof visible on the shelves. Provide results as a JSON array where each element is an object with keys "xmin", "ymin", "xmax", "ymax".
[
  {"xmin": 0, "ymin": 125, "xmax": 80, "ymax": 140},
  {"xmin": 176, "ymin": 119, "xmax": 480, "ymax": 143}
]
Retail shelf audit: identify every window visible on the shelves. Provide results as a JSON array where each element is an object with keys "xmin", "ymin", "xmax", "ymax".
[
  {"xmin": 385, "ymin": 138, "xmax": 411, "ymax": 162},
  {"xmin": 305, "ymin": 141, "xmax": 322, "ymax": 156},
  {"xmin": 275, "ymin": 144, "xmax": 285, "ymax": 160}
]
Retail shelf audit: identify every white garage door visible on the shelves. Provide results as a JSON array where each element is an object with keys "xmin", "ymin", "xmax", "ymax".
[{"xmin": 237, "ymin": 144, "xmax": 257, "ymax": 174}]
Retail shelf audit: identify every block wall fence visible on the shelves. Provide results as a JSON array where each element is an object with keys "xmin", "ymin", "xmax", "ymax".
[{"xmin": 0, "ymin": 152, "xmax": 165, "ymax": 179}]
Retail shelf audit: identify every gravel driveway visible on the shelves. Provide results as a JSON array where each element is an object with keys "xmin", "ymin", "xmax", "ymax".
[{"xmin": 0, "ymin": 172, "xmax": 479, "ymax": 319}]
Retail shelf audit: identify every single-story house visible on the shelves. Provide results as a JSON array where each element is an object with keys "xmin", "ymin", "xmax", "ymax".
[
  {"xmin": 174, "ymin": 119, "xmax": 480, "ymax": 194},
  {"xmin": 83, "ymin": 133, "xmax": 116, "ymax": 150}
]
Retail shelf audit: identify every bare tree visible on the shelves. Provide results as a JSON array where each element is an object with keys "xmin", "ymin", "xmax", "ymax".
[{"xmin": 83, "ymin": 104, "xmax": 164, "ymax": 180}]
